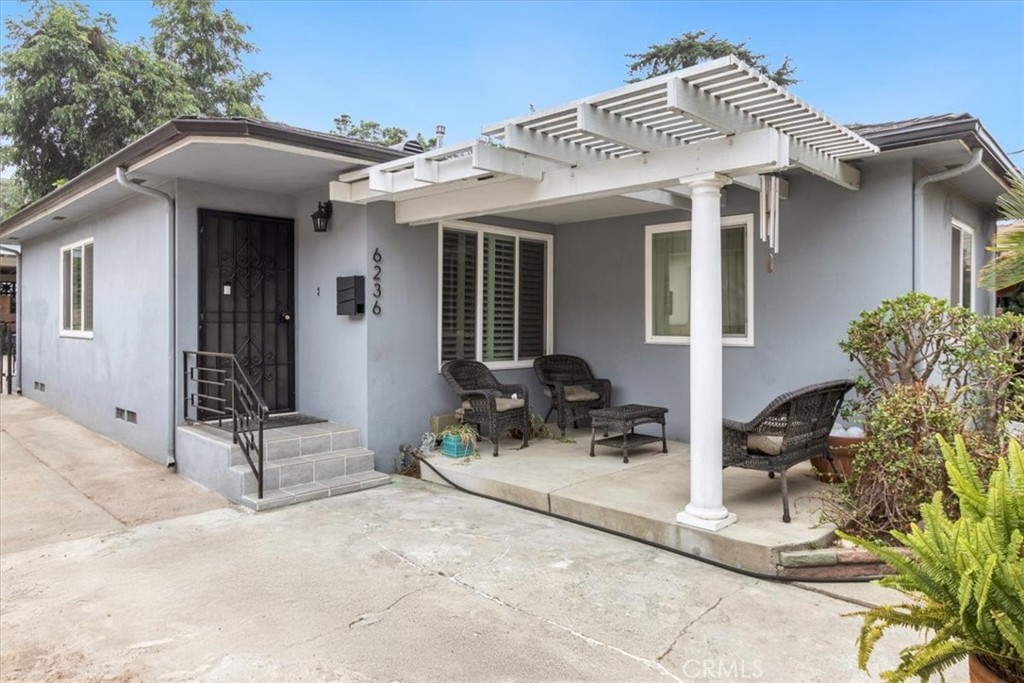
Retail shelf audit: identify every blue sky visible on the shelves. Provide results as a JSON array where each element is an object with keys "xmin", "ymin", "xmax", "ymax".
[{"xmin": 4, "ymin": 0, "xmax": 1024, "ymax": 160}]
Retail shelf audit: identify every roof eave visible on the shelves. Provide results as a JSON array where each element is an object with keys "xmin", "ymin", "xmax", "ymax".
[
  {"xmin": 1, "ymin": 118, "xmax": 407, "ymax": 237},
  {"xmin": 864, "ymin": 117, "xmax": 1020, "ymax": 181}
]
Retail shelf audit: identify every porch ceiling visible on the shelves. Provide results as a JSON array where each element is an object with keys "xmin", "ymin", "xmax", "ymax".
[{"xmin": 330, "ymin": 56, "xmax": 879, "ymax": 225}]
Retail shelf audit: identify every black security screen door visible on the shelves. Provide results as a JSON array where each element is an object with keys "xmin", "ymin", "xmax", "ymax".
[{"xmin": 198, "ymin": 209, "xmax": 295, "ymax": 413}]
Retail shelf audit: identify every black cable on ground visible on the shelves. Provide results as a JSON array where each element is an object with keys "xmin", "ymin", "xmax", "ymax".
[{"xmin": 411, "ymin": 451, "xmax": 884, "ymax": 585}]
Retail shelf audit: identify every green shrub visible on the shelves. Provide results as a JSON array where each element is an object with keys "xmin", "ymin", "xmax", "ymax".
[
  {"xmin": 825, "ymin": 383, "xmax": 971, "ymax": 542},
  {"xmin": 839, "ymin": 292, "xmax": 1023, "ymax": 441},
  {"xmin": 841, "ymin": 436, "xmax": 1024, "ymax": 683}
]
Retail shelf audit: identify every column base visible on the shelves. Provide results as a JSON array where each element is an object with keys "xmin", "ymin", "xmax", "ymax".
[{"xmin": 676, "ymin": 510, "xmax": 738, "ymax": 532}]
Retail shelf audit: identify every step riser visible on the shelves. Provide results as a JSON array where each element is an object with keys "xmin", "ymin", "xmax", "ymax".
[
  {"xmin": 176, "ymin": 423, "xmax": 384, "ymax": 511},
  {"xmin": 241, "ymin": 472, "xmax": 390, "ymax": 510},
  {"xmin": 234, "ymin": 449, "xmax": 376, "ymax": 496},
  {"xmin": 229, "ymin": 429, "xmax": 363, "ymax": 467}
]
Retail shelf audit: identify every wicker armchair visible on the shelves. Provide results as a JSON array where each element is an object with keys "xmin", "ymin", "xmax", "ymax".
[
  {"xmin": 440, "ymin": 360, "xmax": 529, "ymax": 457},
  {"xmin": 533, "ymin": 355, "xmax": 612, "ymax": 438},
  {"xmin": 723, "ymin": 379, "xmax": 854, "ymax": 523}
]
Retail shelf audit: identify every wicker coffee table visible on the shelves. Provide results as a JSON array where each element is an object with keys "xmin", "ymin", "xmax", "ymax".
[{"xmin": 589, "ymin": 404, "xmax": 668, "ymax": 463}]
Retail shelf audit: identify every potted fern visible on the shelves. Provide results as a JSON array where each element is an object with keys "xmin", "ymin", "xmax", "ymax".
[{"xmin": 840, "ymin": 436, "xmax": 1023, "ymax": 683}]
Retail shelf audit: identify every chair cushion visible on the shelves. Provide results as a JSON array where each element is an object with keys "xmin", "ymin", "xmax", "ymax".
[
  {"xmin": 462, "ymin": 398, "xmax": 525, "ymax": 413},
  {"xmin": 747, "ymin": 434, "xmax": 783, "ymax": 456},
  {"xmin": 542, "ymin": 385, "xmax": 601, "ymax": 402}
]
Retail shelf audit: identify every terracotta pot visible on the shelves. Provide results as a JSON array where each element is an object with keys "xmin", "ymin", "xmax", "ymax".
[
  {"xmin": 969, "ymin": 654, "xmax": 1013, "ymax": 683},
  {"xmin": 811, "ymin": 435, "xmax": 865, "ymax": 483}
]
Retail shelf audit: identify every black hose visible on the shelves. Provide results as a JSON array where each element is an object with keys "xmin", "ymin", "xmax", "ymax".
[{"xmin": 411, "ymin": 450, "xmax": 883, "ymax": 585}]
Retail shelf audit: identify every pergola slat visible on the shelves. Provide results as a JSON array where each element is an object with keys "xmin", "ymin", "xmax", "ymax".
[{"xmin": 340, "ymin": 56, "xmax": 877, "ymax": 207}]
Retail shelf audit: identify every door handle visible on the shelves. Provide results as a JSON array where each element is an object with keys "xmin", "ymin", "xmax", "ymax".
[{"xmin": 280, "ymin": 312, "xmax": 293, "ymax": 323}]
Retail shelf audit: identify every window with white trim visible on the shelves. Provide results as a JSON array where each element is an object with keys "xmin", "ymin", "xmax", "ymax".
[
  {"xmin": 645, "ymin": 214, "xmax": 754, "ymax": 346},
  {"xmin": 950, "ymin": 220, "xmax": 975, "ymax": 310},
  {"xmin": 439, "ymin": 222, "xmax": 553, "ymax": 369},
  {"xmin": 60, "ymin": 238, "xmax": 94, "ymax": 337}
]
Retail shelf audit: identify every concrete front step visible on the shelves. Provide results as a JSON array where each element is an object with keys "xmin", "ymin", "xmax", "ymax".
[
  {"xmin": 240, "ymin": 471, "xmax": 391, "ymax": 511},
  {"xmin": 175, "ymin": 422, "xmax": 389, "ymax": 511},
  {"xmin": 230, "ymin": 447, "xmax": 376, "ymax": 495}
]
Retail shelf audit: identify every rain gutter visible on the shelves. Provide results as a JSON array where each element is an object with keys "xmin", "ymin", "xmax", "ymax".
[
  {"xmin": 115, "ymin": 167, "xmax": 177, "ymax": 466},
  {"xmin": 911, "ymin": 148, "xmax": 984, "ymax": 291}
]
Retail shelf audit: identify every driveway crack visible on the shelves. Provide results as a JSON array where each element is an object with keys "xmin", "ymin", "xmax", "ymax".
[
  {"xmin": 447, "ymin": 573, "xmax": 686, "ymax": 683},
  {"xmin": 657, "ymin": 597, "xmax": 723, "ymax": 662},
  {"xmin": 348, "ymin": 586, "xmax": 427, "ymax": 629}
]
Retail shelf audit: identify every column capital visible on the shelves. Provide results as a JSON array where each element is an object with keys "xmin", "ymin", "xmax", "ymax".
[{"xmin": 679, "ymin": 172, "xmax": 732, "ymax": 190}]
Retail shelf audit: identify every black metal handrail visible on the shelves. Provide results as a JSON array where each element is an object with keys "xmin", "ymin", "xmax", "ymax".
[{"xmin": 183, "ymin": 350, "xmax": 269, "ymax": 498}]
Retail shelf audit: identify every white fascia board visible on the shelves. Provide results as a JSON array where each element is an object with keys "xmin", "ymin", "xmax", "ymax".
[
  {"xmin": 576, "ymin": 102, "xmax": 682, "ymax": 152},
  {"xmin": 471, "ymin": 142, "xmax": 566, "ymax": 180},
  {"xmin": 394, "ymin": 128, "xmax": 788, "ymax": 225}
]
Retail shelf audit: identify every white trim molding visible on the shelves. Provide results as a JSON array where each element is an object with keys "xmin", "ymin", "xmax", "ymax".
[
  {"xmin": 436, "ymin": 220, "xmax": 554, "ymax": 371},
  {"xmin": 951, "ymin": 218, "xmax": 976, "ymax": 311},
  {"xmin": 644, "ymin": 213, "xmax": 755, "ymax": 347}
]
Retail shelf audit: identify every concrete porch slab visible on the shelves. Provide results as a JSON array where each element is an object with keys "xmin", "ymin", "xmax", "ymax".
[{"xmin": 421, "ymin": 430, "xmax": 837, "ymax": 575}]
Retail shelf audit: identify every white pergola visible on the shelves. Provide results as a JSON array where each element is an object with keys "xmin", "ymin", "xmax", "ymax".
[{"xmin": 331, "ymin": 56, "xmax": 878, "ymax": 531}]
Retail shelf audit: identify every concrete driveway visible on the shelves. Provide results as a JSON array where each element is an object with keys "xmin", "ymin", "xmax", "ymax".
[{"xmin": 1, "ymin": 395, "xmax": 946, "ymax": 682}]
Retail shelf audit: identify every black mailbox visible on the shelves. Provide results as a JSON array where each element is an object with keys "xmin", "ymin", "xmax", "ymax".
[{"xmin": 337, "ymin": 276, "xmax": 365, "ymax": 316}]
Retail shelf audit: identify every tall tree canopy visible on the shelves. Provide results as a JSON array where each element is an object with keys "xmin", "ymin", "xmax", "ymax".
[
  {"xmin": 151, "ymin": 0, "xmax": 267, "ymax": 118},
  {"xmin": 627, "ymin": 30, "xmax": 796, "ymax": 86},
  {"xmin": 0, "ymin": 0, "xmax": 268, "ymax": 207},
  {"xmin": 333, "ymin": 114, "xmax": 438, "ymax": 150},
  {"xmin": 0, "ymin": 0, "xmax": 195, "ymax": 200}
]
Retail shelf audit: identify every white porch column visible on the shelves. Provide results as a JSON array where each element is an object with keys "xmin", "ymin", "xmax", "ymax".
[{"xmin": 676, "ymin": 174, "xmax": 737, "ymax": 532}]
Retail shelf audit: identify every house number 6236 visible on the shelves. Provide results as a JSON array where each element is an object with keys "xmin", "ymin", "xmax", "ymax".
[{"xmin": 372, "ymin": 247, "xmax": 382, "ymax": 315}]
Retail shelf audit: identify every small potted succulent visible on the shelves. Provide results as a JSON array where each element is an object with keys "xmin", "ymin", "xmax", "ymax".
[{"xmin": 438, "ymin": 423, "xmax": 478, "ymax": 458}]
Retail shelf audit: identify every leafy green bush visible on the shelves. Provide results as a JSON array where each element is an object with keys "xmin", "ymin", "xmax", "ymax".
[
  {"xmin": 829, "ymin": 293, "xmax": 1023, "ymax": 539},
  {"xmin": 838, "ymin": 292, "xmax": 973, "ymax": 420},
  {"xmin": 839, "ymin": 293, "xmax": 1023, "ymax": 441},
  {"xmin": 827, "ymin": 384, "xmax": 966, "ymax": 541},
  {"xmin": 841, "ymin": 436, "xmax": 1024, "ymax": 683}
]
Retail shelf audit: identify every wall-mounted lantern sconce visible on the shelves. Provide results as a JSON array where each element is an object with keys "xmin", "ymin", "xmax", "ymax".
[{"xmin": 311, "ymin": 201, "xmax": 333, "ymax": 232}]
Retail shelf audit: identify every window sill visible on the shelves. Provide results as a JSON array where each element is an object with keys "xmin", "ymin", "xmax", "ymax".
[
  {"xmin": 60, "ymin": 331, "xmax": 94, "ymax": 340},
  {"xmin": 645, "ymin": 336, "xmax": 754, "ymax": 348},
  {"xmin": 437, "ymin": 359, "xmax": 538, "ymax": 373}
]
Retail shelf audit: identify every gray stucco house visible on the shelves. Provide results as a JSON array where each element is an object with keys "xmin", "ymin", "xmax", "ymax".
[{"xmin": 1, "ymin": 59, "xmax": 1018, "ymax": 522}]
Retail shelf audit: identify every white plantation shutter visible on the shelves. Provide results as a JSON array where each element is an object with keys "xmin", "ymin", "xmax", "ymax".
[
  {"xmin": 517, "ymin": 239, "xmax": 546, "ymax": 360},
  {"xmin": 483, "ymin": 233, "xmax": 516, "ymax": 361},
  {"xmin": 441, "ymin": 230, "xmax": 477, "ymax": 361},
  {"xmin": 441, "ymin": 226, "xmax": 551, "ymax": 365}
]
